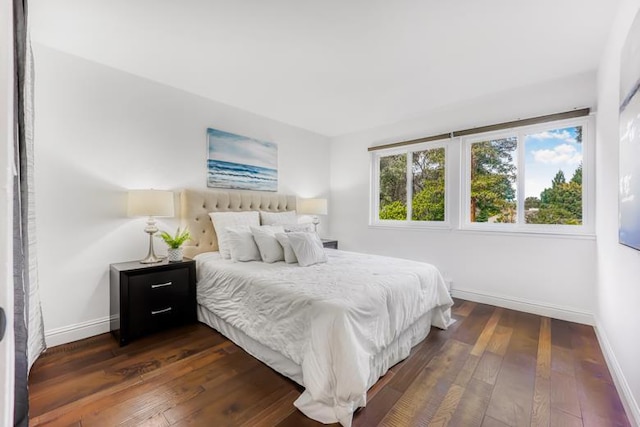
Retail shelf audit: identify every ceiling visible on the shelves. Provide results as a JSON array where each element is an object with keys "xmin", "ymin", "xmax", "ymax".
[{"xmin": 30, "ymin": 0, "xmax": 620, "ymax": 137}]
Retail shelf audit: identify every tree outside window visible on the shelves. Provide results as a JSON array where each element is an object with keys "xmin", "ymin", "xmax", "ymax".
[
  {"xmin": 524, "ymin": 126, "xmax": 583, "ymax": 225},
  {"xmin": 378, "ymin": 147, "xmax": 446, "ymax": 222},
  {"xmin": 469, "ymin": 138, "xmax": 517, "ymax": 223},
  {"xmin": 466, "ymin": 126, "xmax": 583, "ymax": 226}
]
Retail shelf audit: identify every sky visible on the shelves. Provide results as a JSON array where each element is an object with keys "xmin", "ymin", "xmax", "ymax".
[
  {"xmin": 524, "ymin": 126, "xmax": 582, "ymax": 198},
  {"xmin": 207, "ymin": 128, "xmax": 278, "ymax": 170}
]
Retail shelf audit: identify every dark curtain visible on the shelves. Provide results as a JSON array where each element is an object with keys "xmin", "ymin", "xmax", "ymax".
[{"xmin": 13, "ymin": 0, "xmax": 30, "ymax": 426}]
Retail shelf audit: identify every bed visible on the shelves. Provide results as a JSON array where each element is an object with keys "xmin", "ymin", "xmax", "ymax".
[{"xmin": 181, "ymin": 189, "xmax": 453, "ymax": 426}]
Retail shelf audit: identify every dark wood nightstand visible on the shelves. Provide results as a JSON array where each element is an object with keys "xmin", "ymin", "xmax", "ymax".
[
  {"xmin": 110, "ymin": 259, "xmax": 196, "ymax": 346},
  {"xmin": 321, "ymin": 239, "xmax": 338, "ymax": 249}
]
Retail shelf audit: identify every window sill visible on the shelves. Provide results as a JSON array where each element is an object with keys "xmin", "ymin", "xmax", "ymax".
[
  {"xmin": 457, "ymin": 227, "xmax": 596, "ymax": 240},
  {"xmin": 368, "ymin": 222, "xmax": 452, "ymax": 231},
  {"xmin": 367, "ymin": 222, "xmax": 596, "ymax": 240}
]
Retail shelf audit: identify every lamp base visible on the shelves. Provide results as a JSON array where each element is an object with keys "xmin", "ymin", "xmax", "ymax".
[
  {"xmin": 139, "ymin": 217, "xmax": 162, "ymax": 264},
  {"xmin": 140, "ymin": 254, "xmax": 162, "ymax": 264}
]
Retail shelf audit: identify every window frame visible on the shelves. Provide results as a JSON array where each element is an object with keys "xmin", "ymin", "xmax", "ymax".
[
  {"xmin": 460, "ymin": 115, "xmax": 594, "ymax": 235},
  {"xmin": 370, "ymin": 139, "xmax": 451, "ymax": 229}
]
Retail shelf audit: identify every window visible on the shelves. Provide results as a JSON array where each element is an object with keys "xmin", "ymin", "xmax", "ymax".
[
  {"xmin": 379, "ymin": 153, "xmax": 407, "ymax": 220},
  {"xmin": 523, "ymin": 126, "xmax": 583, "ymax": 225},
  {"xmin": 370, "ymin": 113, "xmax": 592, "ymax": 235},
  {"xmin": 462, "ymin": 118, "xmax": 590, "ymax": 233},
  {"xmin": 412, "ymin": 147, "xmax": 446, "ymax": 221},
  {"xmin": 469, "ymin": 137, "xmax": 518, "ymax": 223},
  {"xmin": 373, "ymin": 142, "xmax": 448, "ymax": 225}
]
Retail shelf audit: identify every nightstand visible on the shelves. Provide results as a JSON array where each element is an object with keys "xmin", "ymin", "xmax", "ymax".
[
  {"xmin": 110, "ymin": 259, "xmax": 196, "ymax": 346},
  {"xmin": 321, "ymin": 239, "xmax": 338, "ymax": 249}
]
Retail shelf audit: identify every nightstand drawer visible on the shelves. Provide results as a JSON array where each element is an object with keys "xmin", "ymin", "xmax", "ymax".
[
  {"xmin": 128, "ymin": 299, "xmax": 188, "ymax": 339},
  {"xmin": 128, "ymin": 268, "xmax": 191, "ymax": 339},
  {"xmin": 129, "ymin": 268, "xmax": 190, "ymax": 309}
]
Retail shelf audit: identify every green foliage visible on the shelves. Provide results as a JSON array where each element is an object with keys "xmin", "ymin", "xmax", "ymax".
[
  {"xmin": 412, "ymin": 183, "xmax": 445, "ymax": 221},
  {"xmin": 378, "ymin": 147, "xmax": 447, "ymax": 222},
  {"xmin": 571, "ymin": 163, "xmax": 582, "ymax": 185},
  {"xmin": 495, "ymin": 202, "xmax": 517, "ymax": 223},
  {"xmin": 575, "ymin": 126, "xmax": 583, "ymax": 144},
  {"xmin": 527, "ymin": 166, "xmax": 582, "ymax": 225},
  {"xmin": 475, "ymin": 210, "xmax": 489, "ymax": 222},
  {"xmin": 379, "ymin": 201, "xmax": 407, "ymax": 220},
  {"xmin": 411, "ymin": 148, "xmax": 445, "ymax": 221},
  {"xmin": 158, "ymin": 227, "xmax": 191, "ymax": 249},
  {"xmin": 527, "ymin": 206, "xmax": 581, "ymax": 225},
  {"xmin": 551, "ymin": 170, "xmax": 566, "ymax": 188},
  {"xmin": 525, "ymin": 197, "xmax": 540, "ymax": 210},
  {"xmin": 379, "ymin": 154, "xmax": 407, "ymax": 210},
  {"xmin": 470, "ymin": 138, "xmax": 517, "ymax": 223}
]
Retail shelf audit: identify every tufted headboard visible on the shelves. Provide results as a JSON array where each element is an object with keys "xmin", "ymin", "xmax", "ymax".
[{"xmin": 180, "ymin": 189, "xmax": 297, "ymax": 258}]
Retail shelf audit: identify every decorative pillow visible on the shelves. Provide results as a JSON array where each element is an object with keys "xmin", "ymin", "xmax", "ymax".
[
  {"xmin": 226, "ymin": 228, "xmax": 261, "ymax": 262},
  {"xmin": 260, "ymin": 210, "xmax": 297, "ymax": 226},
  {"xmin": 251, "ymin": 225, "xmax": 285, "ymax": 263},
  {"xmin": 287, "ymin": 232, "xmax": 328, "ymax": 267},
  {"xmin": 275, "ymin": 233, "xmax": 298, "ymax": 264},
  {"xmin": 209, "ymin": 211, "xmax": 260, "ymax": 259},
  {"xmin": 283, "ymin": 223, "xmax": 315, "ymax": 233}
]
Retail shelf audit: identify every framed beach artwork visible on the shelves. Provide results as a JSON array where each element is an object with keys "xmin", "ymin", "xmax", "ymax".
[
  {"xmin": 619, "ymin": 11, "xmax": 640, "ymax": 251},
  {"xmin": 206, "ymin": 128, "xmax": 278, "ymax": 192}
]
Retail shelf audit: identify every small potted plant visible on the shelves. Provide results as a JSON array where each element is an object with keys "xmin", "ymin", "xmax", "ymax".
[{"xmin": 158, "ymin": 227, "xmax": 191, "ymax": 262}]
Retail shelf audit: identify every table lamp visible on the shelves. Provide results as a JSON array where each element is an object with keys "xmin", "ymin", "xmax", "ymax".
[
  {"xmin": 127, "ymin": 190, "xmax": 175, "ymax": 263},
  {"xmin": 298, "ymin": 198, "xmax": 328, "ymax": 233}
]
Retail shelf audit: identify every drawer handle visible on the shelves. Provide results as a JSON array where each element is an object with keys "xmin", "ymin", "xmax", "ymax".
[
  {"xmin": 151, "ymin": 282, "xmax": 173, "ymax": 289},
  {"xmin": 151, "ymin": 307, "xmax": 172, "ymax": 315}
]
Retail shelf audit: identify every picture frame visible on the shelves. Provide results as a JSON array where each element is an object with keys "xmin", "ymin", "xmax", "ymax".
[
  {"xmin": 206, "ymin": 128, "xmax": 278, "ymax": 192},
  {"xmin": 619, "ymin": 11, "xmax": 640, "ymax": 251}
]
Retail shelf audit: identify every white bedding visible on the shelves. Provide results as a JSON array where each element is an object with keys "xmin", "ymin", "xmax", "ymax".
[{"xmin": 195, "ymin": 250, "xmax": 453, "ymax": 426}]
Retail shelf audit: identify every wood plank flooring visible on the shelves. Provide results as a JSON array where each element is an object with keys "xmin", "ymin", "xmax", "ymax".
[{"xmin": 28, "ymin": 299, "xmax": 631, "ymax": 426}]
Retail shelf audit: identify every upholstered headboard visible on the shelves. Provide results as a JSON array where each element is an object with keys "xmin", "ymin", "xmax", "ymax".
[{"xmin": 180, "ymin": 189, "xmax": 297, "ymax": 258}]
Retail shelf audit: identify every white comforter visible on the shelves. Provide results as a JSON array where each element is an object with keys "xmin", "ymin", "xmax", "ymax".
[{"xmin": 196, "ymin": 250, "xmax": 453, "ymax": 426}]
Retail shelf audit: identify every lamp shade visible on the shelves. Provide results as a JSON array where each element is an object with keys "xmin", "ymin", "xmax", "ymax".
[
  {"xmin": 127, "ymin": 190, "xmax": 175, "ymax": 217},
  {"xmin": 298, "ymin": 198, "xmax": 328, "ymax": 215}
]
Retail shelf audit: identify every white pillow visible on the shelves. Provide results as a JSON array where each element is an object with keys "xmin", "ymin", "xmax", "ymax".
[
  {"xmin": 283, "ymin": 223, "xmax": 315, "ymax": 233},
  {"xmin": 275, "ymin": 233, "xmax": 298, "ymax": 264},
  {"xmin": 287, "ymin": 232, "xmax": 328, "ymax": 267},
  {"xmin": 226, "ymin": 228, "xmax": 261, "ymax": 262},
  {"xmin": 251, "ymin": 226, "xmax": 285, "ymax": 263},
  {"xmin": 209, "ymin": 211, "xmax": 260, "ymax": 259},
  {"xmin": 260, "ymin": 210, "xmax": 297, "ymax": 226}
]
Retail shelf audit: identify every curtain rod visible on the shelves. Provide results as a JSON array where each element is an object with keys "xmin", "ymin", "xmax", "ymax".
[{"xmin": 367, "ymin": 108, "xmax": 590, "ymax": 152}]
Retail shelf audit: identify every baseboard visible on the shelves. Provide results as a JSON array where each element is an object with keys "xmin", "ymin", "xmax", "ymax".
[
  {"xmin": 451, "ymin": 287, "xmax": 595, "ymax": 325},
  {"xmin": 44, "ymin": 316, "xmax": 111, "ymax": 347},
  {"xmin": 594, "ymin": 318, "xmax": 640, "ymax": 427}
]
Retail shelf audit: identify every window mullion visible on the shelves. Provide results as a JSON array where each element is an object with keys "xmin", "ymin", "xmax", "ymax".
[
  {"xmin": 582, "ymin": 123, "xmax": 590, "ymax": 229},
  {"xmin": 443, "ymin": 145, "xmax": 449, "ymax": 224},
  {"xmin": 517, "ymin": 133, "xmax": 525, "ymax": 225},
  {"xmin": 463, "ymin": 140, "xmax": 470, "ymax": 226},
  {"xmin": 406, "ymin": 151, "xmax": 412, "ymax": 221},
  {"xmin": 373, "ymin": 154, "xmax": 380, "ymax": 223}
]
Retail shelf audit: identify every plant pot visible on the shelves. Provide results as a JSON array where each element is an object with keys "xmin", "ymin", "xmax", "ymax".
[{"xmin": 167, "ymin": 247, "xmax": 183, "ymax": 262}]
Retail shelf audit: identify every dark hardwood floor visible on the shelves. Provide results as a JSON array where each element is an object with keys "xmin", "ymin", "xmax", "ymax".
[{"xmin": 28, "ymin": 299, "xmax": 631, "ymax": 426}]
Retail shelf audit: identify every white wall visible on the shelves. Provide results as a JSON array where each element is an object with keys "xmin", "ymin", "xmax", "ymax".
[
  {"xmin": 330, "ymin": 72, "xmax": 598, "ymax": 323},
  {"xmin": 595, "ymin": 0, "xmax": 640, "ymax": 423},
  {"xmin": 0, "ymin": 0, "xmax": 15, "ymax": 423},
  {"xmin": 33, "ymin": 45, "xmax": 331, "ymax": 346}
]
